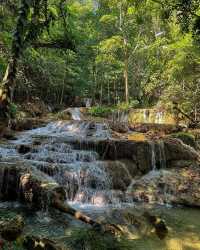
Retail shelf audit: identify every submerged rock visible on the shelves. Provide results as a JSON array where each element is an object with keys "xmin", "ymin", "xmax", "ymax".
[
  {"xmin": 23, "ymin": 236, "xmax": 63, "ymax": 250},
  {"xmin": 108, "ymin": 208, "xmax": 168, "ymax": 240},
  {"xmin": 0, "ymin": 215, "xmax": 24, "ymax": 242}
]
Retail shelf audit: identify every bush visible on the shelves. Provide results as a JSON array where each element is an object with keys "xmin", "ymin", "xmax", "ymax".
[
  {"xmin": 117, "ymin": 100, "xmax": 139, "ymax": 111},
  {"xmin": 88, "ymin": 106, "xmax": 114, "ymax": 117},
  {"xmin": 9, "ymin": 103, "xmax": 18, "ymax": 119}
]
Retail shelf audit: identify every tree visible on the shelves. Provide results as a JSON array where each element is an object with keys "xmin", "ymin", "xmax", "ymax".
[{"xmin": 0, "ymin": 0, "xmax": 75, "ymax": 118}]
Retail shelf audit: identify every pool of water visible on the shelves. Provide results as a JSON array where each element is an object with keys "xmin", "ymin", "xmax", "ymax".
[{"xmin": 0, "ymin": 202, "xmax": 200, "ymax": 250}]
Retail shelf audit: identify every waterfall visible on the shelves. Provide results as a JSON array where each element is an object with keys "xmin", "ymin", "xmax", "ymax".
[
  {"xmin": 157, "ymin": 140, "xmax": 166, "ymax": 169},
  {"xmin": 155, "ymin": 111, "xmax": 164, "ymax": 124},
  {"xmin": 149, "ymin": 141, "xmax": 156, "ymax": 171},
  {"xmin": 143, "ymin": 109, "xmax": 150, "ymax": 123},
  {"xmin": 112, "ymin": 110, "xmax": 129, "ymax": 123},
  {"xmin": 70, "ymin": 108, "xmax": 82, "ymax": 121},
  {"xmin": 0, "ymin": 118, "xmax": 168, "ymax": 209},
  {"xmin": 148, "ymin": 140, "xmax": 166, "ymax": 171}
]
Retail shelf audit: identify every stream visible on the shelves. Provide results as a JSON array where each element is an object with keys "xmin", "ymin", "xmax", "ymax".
[{"xmin": 0, "ymin": 114, "xmax": 200, "ymax": 250}]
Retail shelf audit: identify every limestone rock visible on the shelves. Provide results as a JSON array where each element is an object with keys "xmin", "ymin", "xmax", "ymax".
[
  {"xmin": 128, "ymin": 166, "xmax": 200, "ymax": 207},
  {"xmin": 163, "ymin": 138, "xmax": 199, "ymax": 162},
  {"xmin": 103, "ymin": 161, "xmax": 132, "ymax": 191},
  {"xmin": 169, "ymin": 132, "xmax": 198, "ymax": 149}
]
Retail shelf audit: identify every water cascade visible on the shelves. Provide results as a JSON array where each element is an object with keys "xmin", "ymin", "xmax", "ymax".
[
  {"xmin": 0, "ymin": 120, "xmax": 132, "ymax": 208},
  {"xmin": 148, "ymin": 140, "xmax": 167, "ymax": 171},
  {"xmin": 129, "ymin": 108, "xmax": 175, "ymax": 124}
]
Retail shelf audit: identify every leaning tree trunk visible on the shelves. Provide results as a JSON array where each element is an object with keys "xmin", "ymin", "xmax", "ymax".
[
  {"xmin": 0, "ymin": 0, "xmax": 31, "ymax": 119},
  {"xmin": 0, "ymin": 58, "xmax": 18, "ymax": 119}
]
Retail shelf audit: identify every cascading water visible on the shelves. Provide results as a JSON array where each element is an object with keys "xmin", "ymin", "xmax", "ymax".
[
  {"xmin": 150, "ymin": 141, "xmax": 156, "ymax": 171},
  {"xmin": 0, "ymin": 120, "xmax": 133, "ymax": 210},
  {"xmin": 1, "ymin": 119, "xmax": 200, "ymax": 250},
  {"xmin": 155, "ymin": 111, "xmax": 164, "ymax": 124},
  {"xmin": 143, "ymin": 109, "xmax": 150, "ymax": 123},
  {"xmin": 148, "ymin": 140, "xmax": 166, "ymax": 171}
]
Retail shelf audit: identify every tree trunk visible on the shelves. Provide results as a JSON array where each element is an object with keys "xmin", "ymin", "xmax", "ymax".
[
  {"xmin": 52, "ymin": 197, "xmax": 102, "ymax": 229},
  {"xmin": 0, "ymin": 58, "xmax": 18, "ymax": 118},
  {"xmin": 124, "ymin": 42, "xmax": 129, "ymax": 104}
]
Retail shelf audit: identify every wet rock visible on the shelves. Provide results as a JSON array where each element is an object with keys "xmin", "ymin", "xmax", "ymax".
[
  {"xmin": 110, "ymin": 122, "xmax": 129, "ymax": 133},
  {"xmin": 0, "ymin": 163, "xmax": 26, "ymax": 201},
  {"xmin": 128, "ymin": 166, "xmax": 200, "ymax": 207},
  {"xmin": 11, "ymin": 118, "xmax": 47, "ymax": 131},
  {"xmin": 19, "ymin": 169, "xmax": 64, "ymax": 209},
  {"xmin": 72, "ymin": 137, "xmax": 199, "ymax": 175},
  {"xmin": 103, "ymin": 161, "xmax": 132, "ymax": 191},
  {"xmin": 18, "ymin": 145, "xmax": 32, "ymax": 154},
  {"xmin": 0, "ymin": 162, "xmax": 65, "ymax": 210},
  {"xmin": 119, "ymin": 159, "xmax": 139, "ymax": 178},
  {"xmin": 23, "ymin": 236, "xmax": 63, "ymax": 250}
]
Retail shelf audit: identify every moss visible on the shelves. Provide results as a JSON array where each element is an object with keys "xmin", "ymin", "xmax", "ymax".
[{"xmin": 169, "ymin": 132, "xmax": 198, "ymax": 149}]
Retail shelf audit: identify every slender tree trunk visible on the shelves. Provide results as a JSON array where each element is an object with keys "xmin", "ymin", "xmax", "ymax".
[
  {"xmin": 0, "ymin": 0, "xmax": 31, "ymax": 119},
  {"xmin": 124, "ymin": 37, "xmax": 129, "ymax": 104},
  {"xmin": 119, "ymin": 2, "xmax": 129, "ymax": 104},
  {"xmin": 0, "ymin": 57, "xmax": 18, "ymax": 118}
]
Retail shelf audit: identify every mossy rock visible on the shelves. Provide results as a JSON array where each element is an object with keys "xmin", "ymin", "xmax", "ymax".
[{"xmin": 169, "ymin": 132, "xmax": 198, "ymax": 149}]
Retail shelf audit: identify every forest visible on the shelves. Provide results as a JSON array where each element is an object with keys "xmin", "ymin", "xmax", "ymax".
[{"xmin": 0, "ymin": 0, "xmax": 200, "ymax": 250}]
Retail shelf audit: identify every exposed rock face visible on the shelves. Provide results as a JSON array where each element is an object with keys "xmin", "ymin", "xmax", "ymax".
[
  {"xmin": 0, "ymin": 162, "xmax": 62, "ymax": 209},
  {"xmin": 102, "ymin": 161, "xmax": 132, "ymax": 191},
  {"xmin": 163, "ymin": 138, "xmax": 199, "ymax": 163},
  {"xmin": 72, "ymin": 137, "xmax": 199, "ymax": 175},
  {"xmin": 127, "ymin": 166, "xmax": 200, "ymax": 207}
]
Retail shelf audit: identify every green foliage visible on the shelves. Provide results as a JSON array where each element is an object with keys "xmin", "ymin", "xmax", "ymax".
[
  {"xmin": 117, "ymin": 100, "xmax": 139, "ymax": 111},
  {"xmin": 88, "ymin": 106, "xmax": 113, "ymax": 117},
  {"xmin": 9, "ymin": 103, "xmax": 18, "ymax": 118},
  {"xmin": 67, "ymin": 228, "xmax": 133, "ymax": 250},
  {"xmin": 0, "ymin": 0, "xmax": 199, "ymax": 119}
]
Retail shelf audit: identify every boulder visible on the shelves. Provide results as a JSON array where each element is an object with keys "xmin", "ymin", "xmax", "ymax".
[
  {"xmin": 11, "ymin": 118, "xmax": 47, "ymax": 131},
  {"xmin": 102, "ymin": 161, "xmax": 132, "ymax": 191},
  {"xmin": 163, "ymin": 138, "xmax": 199, "ymax": 162},
  {"xmin": 169, "ymin": 132, "xmax": 198, "ymax": 149},
  {"xmin": 0, "ymin": 162, "xmax": 62, "ymax": 209}
]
